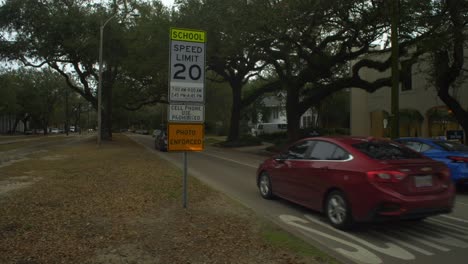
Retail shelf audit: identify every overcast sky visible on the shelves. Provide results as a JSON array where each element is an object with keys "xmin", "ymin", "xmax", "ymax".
[{"xmin": 161, "ymin": 0, "xmax": 174, "ymax": 7}]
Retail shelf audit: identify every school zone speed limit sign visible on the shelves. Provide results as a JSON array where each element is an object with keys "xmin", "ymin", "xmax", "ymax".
[{"xmin": 169, "ymin": 28, "xmax": 206, "ymax": 103}]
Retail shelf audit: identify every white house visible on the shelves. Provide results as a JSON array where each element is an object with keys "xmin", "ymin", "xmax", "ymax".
[{"xmin": 255, "ymin": 92, "xmax": 317, "ymax": 129}]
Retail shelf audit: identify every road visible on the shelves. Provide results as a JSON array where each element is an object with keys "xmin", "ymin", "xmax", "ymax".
[{"xmin": 130, "ymin": 134, "xmax": 468, "ymax": 264}]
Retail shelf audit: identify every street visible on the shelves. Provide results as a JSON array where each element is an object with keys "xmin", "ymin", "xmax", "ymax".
[{"xmin": 130, "ymin": 133, "xmax": 468, "ymax": 264}]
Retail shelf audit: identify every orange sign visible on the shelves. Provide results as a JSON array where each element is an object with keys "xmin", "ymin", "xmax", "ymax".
[{"xmin": 168, "ymin": 123, "xmax": 204, "ymax": 151}]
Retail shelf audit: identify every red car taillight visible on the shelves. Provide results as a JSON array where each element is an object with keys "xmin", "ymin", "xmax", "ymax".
[
  {"xmin": 367, "ymin": 170, "xmax": 407, "ymax": 183},
  {"xmin": 447, "ymin": 156, "xmax": 468, "ymax": 163},
  {"xmin": 440, "ymin": 167, "xmax": 451, "ymax": 181}
]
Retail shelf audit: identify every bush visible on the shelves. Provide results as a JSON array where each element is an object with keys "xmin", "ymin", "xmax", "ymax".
[
  {"xmin": 258, "ymin": 131, "xmax": 288, "ymax": 143},
  {"xmin": 218, "ymin": 134, "xmax": 263, "ymax": 148},
  {"xmin": 299, "ymin": 127, "xmax": 350, "ymax": 137}
]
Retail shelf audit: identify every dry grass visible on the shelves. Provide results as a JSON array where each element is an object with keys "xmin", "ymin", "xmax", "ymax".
[{"xmin": 0, "ymin": 135, "xmax": 328, "ymax": 264}]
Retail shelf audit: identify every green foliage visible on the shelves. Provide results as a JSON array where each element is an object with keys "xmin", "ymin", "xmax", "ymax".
[
  {"xmin": 318, "ymin": 90, "xmax": 350, "ymax": 129},
  {"xmin": 0, "ymin": 0, "xmax": 172, "ymax": 135},
  {"xmin": 218, "ymin": 134, "xmax": 263, "ymax": 148},
  {"xmin": 262, "ymin": 226, "xmax": 339, "ymax": 264},
  {"xmin": 0, "ymin": 69, "xmax": 71, "ymax": 131}
]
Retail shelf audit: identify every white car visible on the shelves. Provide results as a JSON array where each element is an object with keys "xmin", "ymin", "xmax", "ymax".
[{"xmin": 152, "ymin": 129, "xmax": 162, "ymax": 137}]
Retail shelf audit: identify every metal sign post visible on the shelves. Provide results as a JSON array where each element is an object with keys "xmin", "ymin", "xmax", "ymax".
[
  {"xmin": 183, "ymin": 151, "xmax": 188, "ymax": 208},
  {"xmin": 168, "ymin": 28, "xmax": 206, "ymax": 209}
]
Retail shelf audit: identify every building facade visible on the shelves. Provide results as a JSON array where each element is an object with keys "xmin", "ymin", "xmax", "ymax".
[
  {"xmin": 0, "ymin": 114, "xmax": 26, "ymax": 134},
  {"xmin": 350, "ymin": 51, "xmax": 468, "ymax": 139}
]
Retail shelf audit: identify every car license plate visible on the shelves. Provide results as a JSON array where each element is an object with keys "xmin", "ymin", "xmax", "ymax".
[{"xmin": 414, "ymin": 175, "xmax": 433, "ymax": 187}]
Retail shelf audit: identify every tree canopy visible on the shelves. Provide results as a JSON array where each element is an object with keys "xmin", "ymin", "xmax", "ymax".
[{"xmin": 1, "ymin": 0, "xmax": 467, "ymax": 142}]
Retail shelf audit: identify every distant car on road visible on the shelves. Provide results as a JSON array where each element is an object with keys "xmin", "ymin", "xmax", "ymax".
[
  {"xmin": 154, "ymin": 131, "xmax": 168, "ymax": 151},
  {"xmin": 135, "ymin": 129, "xmax": 149, "ymax": 135},
  {"xmin": 152, "ymin": 129, "xmax": 162, "ymax": 138},
  {"xmin": 395, "ymin": 137, "xmax": 468, "ymax": 188},
  {"xmin": 256, "ymin": 136, "xmax": 455, "ymax": 230},
  {"xmin": 253, "ymin": 122, "xmax": 287, "ymax": 136}
]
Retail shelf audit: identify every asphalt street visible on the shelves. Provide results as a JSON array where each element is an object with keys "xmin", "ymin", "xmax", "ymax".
[{"xmin": 130, "ymin": 134, "xmax": 468, "ymax": 264}]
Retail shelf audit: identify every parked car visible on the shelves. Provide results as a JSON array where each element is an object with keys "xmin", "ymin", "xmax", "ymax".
[
  {"xmin": 256, "ymin": 136, "xmax": 455, "ymax": 230},
  {"xmin": 154, "ymin": 131, "xmax": 168, "ymax": 151},
  {"xmin": 50, "ymin": 128, "xmax": 59, "ymax": 134},
  {"xmin": 135, "ymin": 129, "xmax": 149, "ymax": 135},
  {"xmin": 252, "ymin": 122, "xmax": 288, "ymax": 136},
  {"xmin": 395, "ymin": 137, "xmax": 468, "ymax": 187},
  {"xmin": 152, "ymin": 129, "xmax": 162, "ymax": 138}
]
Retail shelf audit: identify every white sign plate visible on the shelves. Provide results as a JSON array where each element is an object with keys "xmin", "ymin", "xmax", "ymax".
[
  {"xmin": 168, "ymin": 103, "xmax": 204, "ymax": 123},
  {"xmin": 169, "ymin": 39, "xmax": 205, "ymax": 103}
]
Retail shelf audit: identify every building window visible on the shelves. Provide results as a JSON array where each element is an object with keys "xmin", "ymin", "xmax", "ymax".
[
  {"xmin": 401, "ymin": 60, "xmax": 412, "ymax": 91},
  {"xmin": 273, "ymin": 108, "xmax": 279, "ymax": 119}
]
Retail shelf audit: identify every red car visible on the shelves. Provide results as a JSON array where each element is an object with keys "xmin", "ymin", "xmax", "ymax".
[{"xmin": 256, "ymin": 136, "xmax": 455, "ymax": 229}]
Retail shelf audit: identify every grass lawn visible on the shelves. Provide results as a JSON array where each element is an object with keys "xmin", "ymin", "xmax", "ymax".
[{"xmin": 0, "ymin": 134, "xmax": 337, "ymax": 264}]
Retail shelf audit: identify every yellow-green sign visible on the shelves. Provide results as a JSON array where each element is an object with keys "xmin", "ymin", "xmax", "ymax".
[{"xmin": 170, "ymin": 28, "xmax": 206, "ymax": 43}]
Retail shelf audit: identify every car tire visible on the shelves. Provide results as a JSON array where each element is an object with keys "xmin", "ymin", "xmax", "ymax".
[
  {"xmin": 325, "ymin": 190, "xmax": 354, "ymax": 230},
  {"xmin": 258, "ymin": 172, "xmax": 274, "ymax": 199}
]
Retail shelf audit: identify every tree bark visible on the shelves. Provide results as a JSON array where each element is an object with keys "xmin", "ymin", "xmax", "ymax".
[
  {"xmin": 286, "ymin": 83, "xmax": 301, "ymax": 142},
  {"xmin": 227, "ymin": 84, "xmax": 242, "ymax": 142},
  {"xmin": 434, "ymin": 0, "xmax": 467, "ymax": 143}
]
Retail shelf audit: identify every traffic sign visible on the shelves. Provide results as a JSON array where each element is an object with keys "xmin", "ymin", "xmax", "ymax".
[
  {"xmin": 168, "ymin": 123, "xmax": 204, "ymax": 151},
  {"xmin": 169, "ymin": 28, "xmax": 206, "ymax": 103},
  {"xmin": 168, "ymin": 28, "xmax": 207, "ymax": 208},
  {"xmin": 168, "ymin": 103, "xmax": 204, "ymax": 123}
]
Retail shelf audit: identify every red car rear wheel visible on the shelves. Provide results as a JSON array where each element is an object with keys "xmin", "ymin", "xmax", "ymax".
[{"xmin": 325, "ymin": 191, "xmax": 354, "ymax": 230}]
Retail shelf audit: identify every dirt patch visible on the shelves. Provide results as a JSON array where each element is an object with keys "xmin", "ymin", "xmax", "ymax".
[
  {"xmin": 40, "ymin": 154, "xmax": 68, "ymax": 161},
  {"xmin": 0, "ymin": 135, "xmax": 328, "ymax": 264},
  {"xmin": 0, "ymin": 176, "xmax": 41, "ymax": 196}
]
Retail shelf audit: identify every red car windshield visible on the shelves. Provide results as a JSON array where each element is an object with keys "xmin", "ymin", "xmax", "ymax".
[{"xmin": 352, "ymin": 141, "xmax": 422, "ymax": 160}]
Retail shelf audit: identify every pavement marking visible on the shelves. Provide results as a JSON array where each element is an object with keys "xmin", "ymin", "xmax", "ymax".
[
  {"xmin": 199, "ymin": 151, "xmax": 258, "ymax": 169},
  {"xmin": 402, "ymin": 228, "xmax": 468, "ymax": 248},
  {"xmin": 414, "ymin": 222, "xmax": 468, "ymax": 241},
  {"xmin": 429, "ymin": 218, "xmax": 468, "ymax": 232},
  {"xmin": 455, "ymin": 201, "xmax": 468, "ymax": 206},
  {"xmin": 280, "ymin": 215, "xmax": 383, "ymax": 264},
  {"xmin": 386, "ymin": 230, "xmax": 450, "ymax": 252},
  {"xmin": 368, "ymin": 231, "xmax": 434, "ymax": 256},
  {"xmin": 441, "ymin": 215, "xmax": 468, "ymax": 223},
  {"xmin": 304, "ymin": 215, "xmax": 415, "ymax": 260}
]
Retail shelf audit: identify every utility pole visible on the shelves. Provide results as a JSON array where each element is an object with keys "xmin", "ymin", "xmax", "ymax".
[{"xmin": 390, "ymin": 0, "xmax": 400, "ymax": 139}]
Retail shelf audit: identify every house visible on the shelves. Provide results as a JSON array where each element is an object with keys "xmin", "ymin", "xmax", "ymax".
[
  {"xmin": 350, "ymin": 50, "xmax": 468, "ymax": 139},
  {"xmin": 254, "ymin": 92, "xmax": 317, "ymax": 129},
  {"xmin": 0, "ymin": 114, "xmax": 27, "ymax": 134}
]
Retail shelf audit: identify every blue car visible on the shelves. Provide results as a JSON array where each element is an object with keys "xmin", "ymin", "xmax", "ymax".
[{"xmin": 395, "ymin": 137, "xmax": 468, "ymax": 187}]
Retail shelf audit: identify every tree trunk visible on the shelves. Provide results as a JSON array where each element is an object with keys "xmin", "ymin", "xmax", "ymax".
[
  {"xmin": 286, "ymin": 84, "xmax": 301, "ymax": 142},
  {"xmin": 21, "ymin": 115, "xmax": 30, "ymax": 133},
  {"xmin": 434, "ymin": 0, "xmax": 467, "ymax": 144},
  {"xmin": 227, "ymin": 84, "xmax": 242, "ymax": 142},
  {"xmin": 11, "ymin": 118, "xmax": 20, "ymax": 134},
  {"xmin": 105, "ymin": 85, "xmax": 113, "ymax": 139},
  {"xmin": 101, "ymin": 71, "xmax": 113, "ymax": 140},
  {"xmin": 437, "ymin": 88, "xmax": 468, "ymax": 144}
]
